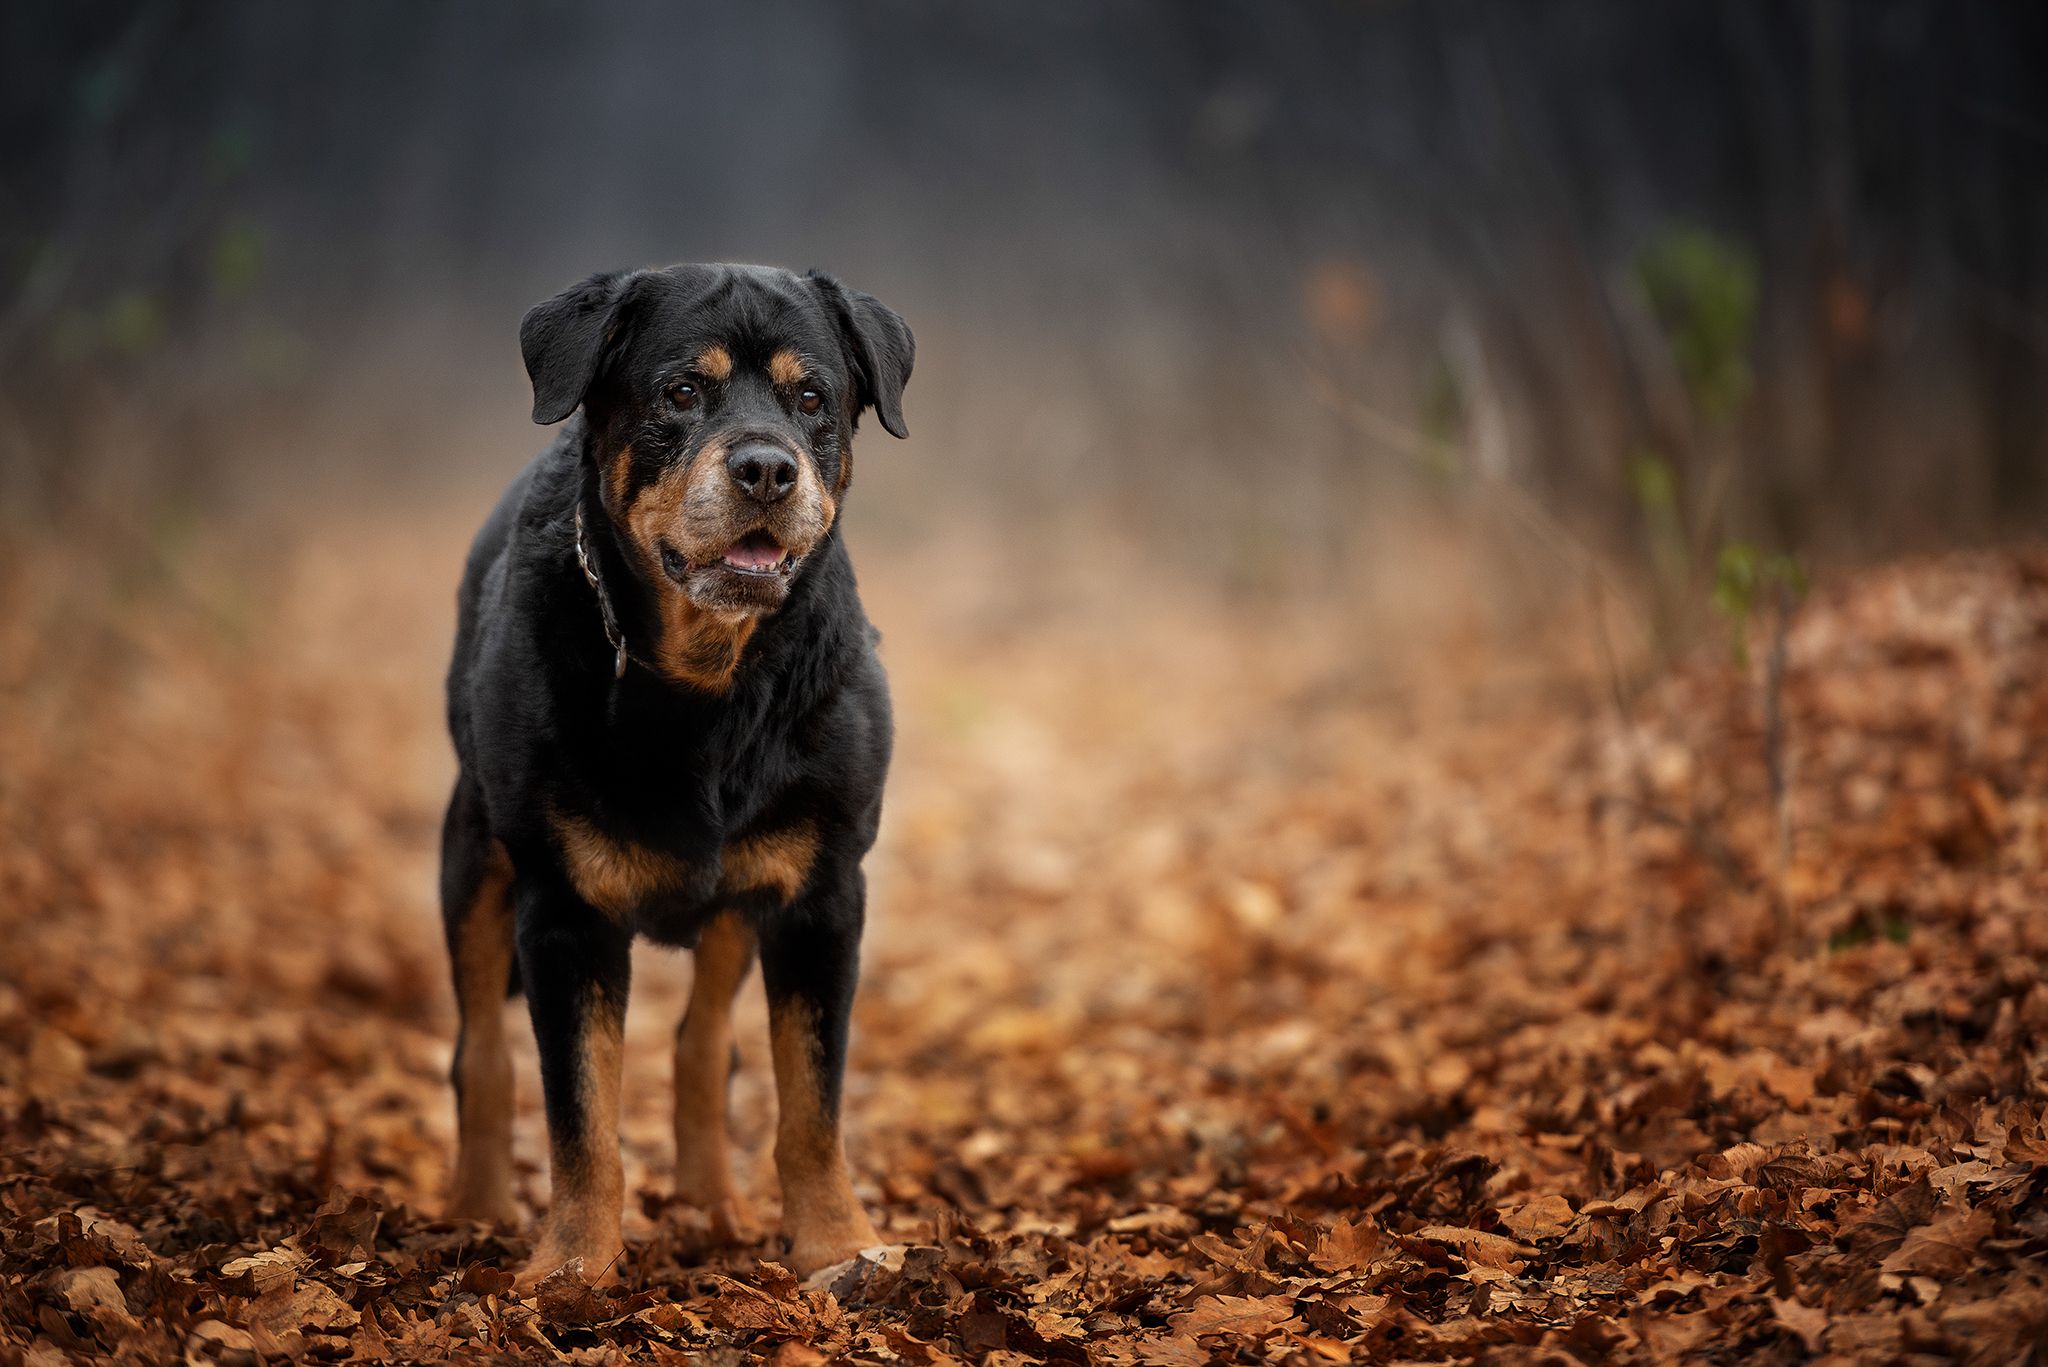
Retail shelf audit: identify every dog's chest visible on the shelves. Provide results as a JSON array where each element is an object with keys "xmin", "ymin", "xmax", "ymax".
[
  {"xmin": 550, "ymin": 798, "xmax": 818, "ymax": 943},
  {"xmin": 547, "ymin": 669, "xmax": 816, "ymax": 935}
]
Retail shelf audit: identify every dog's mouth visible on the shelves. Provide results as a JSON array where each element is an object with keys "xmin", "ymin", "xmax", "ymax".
[
  {"xmin": 719, "ymin": 530, "xmax": 790, "ymax": 576},
  {"xmin": 661, "ymin": 528, "xmax": 803, "ymax": 612}
]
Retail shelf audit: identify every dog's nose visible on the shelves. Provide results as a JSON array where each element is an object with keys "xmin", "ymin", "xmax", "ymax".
[{"xmin": 725, "ymin": 443, "xmax": 798, "ymax": 503}]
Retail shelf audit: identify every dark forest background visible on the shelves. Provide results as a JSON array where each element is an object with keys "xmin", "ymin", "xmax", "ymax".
[{"xmin": 3, "ymin": 1, "xmax": 2044, "ymax": 605}]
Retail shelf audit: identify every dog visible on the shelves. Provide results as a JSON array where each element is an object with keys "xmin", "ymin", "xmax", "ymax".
[{"xmin": 438, "ymin": 263, "xmax": 912, "ymax": 1284}]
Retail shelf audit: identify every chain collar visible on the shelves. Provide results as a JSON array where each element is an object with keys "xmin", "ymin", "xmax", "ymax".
[{"xmin": 573, "ymin": 503, "xmax": 631, "ymax": 680}]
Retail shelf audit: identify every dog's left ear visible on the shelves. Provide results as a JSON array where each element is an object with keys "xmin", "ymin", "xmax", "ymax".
[
  {"xmin": 520, "ymin": 270, "xmax": 642, "ymax": 425},
  {"xmin": 809, "ymin": 271, "xmax": 914, "ymax": 439}
]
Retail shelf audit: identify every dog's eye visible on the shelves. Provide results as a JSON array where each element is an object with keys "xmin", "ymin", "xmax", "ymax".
[
  {"xmin": 798, "ymin": 389, "xmax": 822, "ymax": 416},
  {"xmin": 668, "ymin": 382, "xmax": 698, "ymax": 411}
]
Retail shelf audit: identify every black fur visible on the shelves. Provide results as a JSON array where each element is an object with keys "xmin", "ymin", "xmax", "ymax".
[{"xmin": 441, "ymin": 262, "xmax": 911, "ymax": 1236}]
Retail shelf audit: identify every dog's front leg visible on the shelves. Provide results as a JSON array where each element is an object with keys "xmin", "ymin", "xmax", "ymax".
[
  {"xmin": 760, "ymin": 864, "xmax": 880, "ymax": 1276},
  {"xmin": 673, "ymin": 911, "xmax": 757, "ymax": 1240},
  {"xmin": 515, "ymin": 883, "xmax": 632, "ymax": 1288}
]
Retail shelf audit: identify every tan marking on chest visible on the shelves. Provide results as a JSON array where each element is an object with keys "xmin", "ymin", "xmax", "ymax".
[
  {"xmin": 619, "ymin": 439, "xmax": 761, "ymax": 692},
  {"xmin": 719, "ymin": 822, "xmax": 819, "ymax": 904},
  {"xmin": 552, "ymin": 812, "xmax": 688, "ymax": 917},
  {"xmin": 654, "ymin": 600, "xmax": 758, "ymax": 692}
]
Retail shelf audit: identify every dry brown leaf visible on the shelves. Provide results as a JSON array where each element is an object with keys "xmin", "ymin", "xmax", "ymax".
[
  {"xmin": 249, "ymin": 1281, "xmax": 359, "ymax": 1335},
  {"xmin": 705, "ymin": 1274, "xmax": 811, "ymax": 1336},
  {"xmin": 1414, "ymin": 1224, "xmax": 1531, "ymax": 1271},
  {"xmin": 185, "ymin": 1320, "xmax": 259, "ymax": 1367},
  {"xmin": 1770, "ymin": 1295, "xmax": 1830, "ymax": 1354},
  {"xmin": 220, "ymin": 1245, "xmax": 305, "ymax": 1296},
  {"xmin": 533, "ymin": 1259, "xmax": 613, "ymax": 1326},
  {"xmin": 1169, "ymin": 1294, "xmax": 1299, "ymax": 1340},
  {"xmin": 1498, "ymin": 1195, "xmax": 1576, "ymax": 1242},
  {"xmin": 45, "ymin": 1265, "xmax": 128, "ymax": 1318},
  {"xmin": 1311, "ymin": 1216, "xmax": 1386, "ymax": 1269},
  {"xmin": 1881, "ymin": 1205, "xmax": 1996, "ymax": 1278}
]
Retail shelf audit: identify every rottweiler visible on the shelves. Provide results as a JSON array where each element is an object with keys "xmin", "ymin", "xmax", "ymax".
[{"xmin": 439, "ymin": 263, "xmax": 912, "ymax": 1284}]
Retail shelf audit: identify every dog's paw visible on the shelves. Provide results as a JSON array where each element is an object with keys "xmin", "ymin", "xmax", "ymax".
[
  {"xmin": 445, "ymin": 1193, "xmax": 519, "ymax": 1228},
  {"xmin": 782, "ymin": 1212, "xmax": 881, "ymax": 1278},
  {"xmin": 516, "ymin": 1240, "xmax": 624, "ymax": 1295},
  {"xmin": 703, "ymin": 1193, "xmax": 757, "ymax": 1245},
  {"xmin": 674, "ymin": 1174, "xmax": 756, "ymax": 1245},
  {"xmin": 801, "ymin": 1242, "xmax": 907, "ymax": 1297}
]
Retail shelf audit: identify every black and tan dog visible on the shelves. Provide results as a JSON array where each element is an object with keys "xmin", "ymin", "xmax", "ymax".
[{"xmin": 439, "ymin": 263, "xmax": 911, "ymax": 1284}]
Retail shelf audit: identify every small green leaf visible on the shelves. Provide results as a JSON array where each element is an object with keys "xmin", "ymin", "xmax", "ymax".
[
  {"xmin": 1418, "ymin": 357, "xmax": 1466, "ymax": 480},
  {"xmin": 103, "ymin": 292, "xmax": 166, "ymax": 356},
  {"xmin": 1635, "ymin": 226, "xmax": 1758, "ymax": 425},
  {"xmin": 1711, "ymin": 541, "xmax": 1759, "ymax": 623},
  {"xmin": 1630, "ymin": 452, "xmax": 1677, "ymax": 514},
  {"xmin": 211, "ymin": 221, "xmax": 266, "ymax": 298},
  {"xmin": 208, "ymin": 123, "xmax": 258, "ymax": 181},
  {"xmin": 1828, "ymin": 921, "xmax": 1873, "ymax": 952}
]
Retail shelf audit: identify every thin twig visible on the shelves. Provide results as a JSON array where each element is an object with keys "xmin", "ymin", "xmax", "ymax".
[
  {"xmin": 1300, "ymin": 355, "xmax": 1648, "ymax": 641},
  {"xmin": 1308, "ymin": 355, "xmax": 1759, "ymax": 895},
  {"xmin": 1762, "ymin": 579, "xmax": 1798, "ymax": 932}
]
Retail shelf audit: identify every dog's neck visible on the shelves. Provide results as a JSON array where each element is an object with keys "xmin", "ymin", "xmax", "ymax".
[{"xmin": 572, "ymin": 467, "xmax": 761, "ymax": 695}]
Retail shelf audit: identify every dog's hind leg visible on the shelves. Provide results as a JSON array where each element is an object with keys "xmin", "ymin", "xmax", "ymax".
[
  {"xmin": 762, "ymin": 864, "xmax": 880, "ymax": 1276},
  {"xmin": 441, "ymin": 776, "xmax": 518, "ymax": 1225},
  {"xmin": 673, "ymin": 912, "xmax": 757, "ymax": 1241},
  {"xmin": 517, "ymin": 882, "xmax": 632, "ymax": 1288}
]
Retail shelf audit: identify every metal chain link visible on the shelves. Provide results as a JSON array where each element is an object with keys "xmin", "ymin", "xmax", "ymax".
[{"xmin": 574, "ymin": 504, "xmax": 631, "ymax": 680}]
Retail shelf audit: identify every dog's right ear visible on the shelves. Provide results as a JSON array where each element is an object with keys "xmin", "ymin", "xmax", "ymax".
[{"xmin": 519, "ymin": 270, "xmax": 641, "ymax": 425}]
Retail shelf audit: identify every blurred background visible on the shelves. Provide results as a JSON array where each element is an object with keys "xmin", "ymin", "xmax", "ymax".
[
  {"xmin": 5, "ymin": 7, "xmax": 2048, "ymax": 1355},
  {"xmin": 5, "ymin": 0, "xmax": 2044, "ymax": 618}
]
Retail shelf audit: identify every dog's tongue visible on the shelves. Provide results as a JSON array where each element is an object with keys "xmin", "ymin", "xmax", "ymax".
[{"xmin": 723, "ymin": 532, "xmax": 784, "ymax": 570}]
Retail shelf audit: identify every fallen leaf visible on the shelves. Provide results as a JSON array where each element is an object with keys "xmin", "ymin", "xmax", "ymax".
[{"xmin": 1499, "ymin": 1195, "xmax": 1576, "ymax": 1242}]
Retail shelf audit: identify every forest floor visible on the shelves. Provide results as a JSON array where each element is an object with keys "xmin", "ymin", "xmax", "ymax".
[{"xmin": 2, "ymin": 509, "xmax": 2046, "ymax": 1366}]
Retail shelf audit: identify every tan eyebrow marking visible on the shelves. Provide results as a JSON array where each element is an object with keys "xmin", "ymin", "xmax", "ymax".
[
  {"xmin": 695, "ymin": 344, "xmax": 733, "ymax": 381},
  {"xmin": 767, "ymin": 349, "xmax": 807, "ymax": 386}
]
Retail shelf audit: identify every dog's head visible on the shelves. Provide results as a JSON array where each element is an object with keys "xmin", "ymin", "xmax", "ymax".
[{"xmin": 521, "ymin": 263, "xmax": 913, "ymax": 615}]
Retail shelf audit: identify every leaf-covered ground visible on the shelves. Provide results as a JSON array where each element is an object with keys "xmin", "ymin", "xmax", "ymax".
[{"xmin": 2, "ymin": 513, "xmax": 2045, "ymax": 1365}]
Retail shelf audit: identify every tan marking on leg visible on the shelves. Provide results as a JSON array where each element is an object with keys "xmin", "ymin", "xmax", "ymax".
[
  {"xmin": 673, "ymin": 914, "xmax": 757, "ymax": 1241},
  {"xmin": 770, "ymin": 1000, "xmax": 877, "ymax": 1275},
  {"xmin": 551, "ymin": 810, "xmax": 686, "ymax": 918},
  {"xmin": 521, "ymin": 989, "xmax": 626, "ymax": 1288},
  {"xmin": 767, "ymin": 349, "xmax": 807, "ymax": 386},
  {"xmin": 450, "ymin": 842, "xmax": 517, "ymax": 1223},
  {"xmin": 719, "ymin": 822, "xmax": 819, "ymax": 904},
  {"xmin": 696, "ymin": 344, "xmax": 733, "ymax": 381}
]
